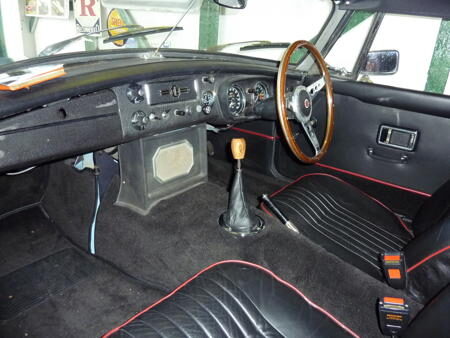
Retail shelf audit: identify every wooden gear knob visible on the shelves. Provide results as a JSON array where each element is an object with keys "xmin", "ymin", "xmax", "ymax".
[{"xmin": 231, "ymin": 138, "xmax": 246, "ymax": 160}]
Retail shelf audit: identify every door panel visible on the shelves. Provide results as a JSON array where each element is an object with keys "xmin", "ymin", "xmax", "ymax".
[{"xmin": 326, "ymin": 81, "xmax": 450, "ymax": 195}]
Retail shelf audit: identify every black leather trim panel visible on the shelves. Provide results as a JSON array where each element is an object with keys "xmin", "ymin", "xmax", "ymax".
[{"xmin": 334, "ymin": 80, "xmax": 450, "ymax": 119}]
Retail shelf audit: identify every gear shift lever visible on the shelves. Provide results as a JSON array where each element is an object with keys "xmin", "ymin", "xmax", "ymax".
[{"xmin": 219, "ymin": 138, "xmax": 264, "ymax": 236}]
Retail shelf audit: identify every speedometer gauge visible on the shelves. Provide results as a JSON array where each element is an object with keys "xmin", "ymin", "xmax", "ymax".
[
  {"xmin": 227, "ymin": 85, "xmax": 246, "ymax": 116},
  {"xmin": 254, "ymin": 82, "xmax": 269, "ymax": 102}
]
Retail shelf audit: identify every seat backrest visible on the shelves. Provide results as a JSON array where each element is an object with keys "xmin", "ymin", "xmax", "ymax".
[
  {"xmin": 411, "ymin": 178, "xmax": 450, "ymax": 236},
  {"xmin": 403, "ymin": 284, "xmax": 450, "ymax": 338},
  {"xmin": 405, "ymin": 180, "xmax": 450, "ymax": 304}
]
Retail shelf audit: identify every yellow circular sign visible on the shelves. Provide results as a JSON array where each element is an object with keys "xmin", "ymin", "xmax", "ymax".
[{"xmin": 107, "ymin": 9, "xmax": 128, "ymax": 47}]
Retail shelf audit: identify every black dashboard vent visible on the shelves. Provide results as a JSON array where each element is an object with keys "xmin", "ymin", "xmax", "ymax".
[
  {"xmin": 160, "ymin": 86, "xmax": 191, "ymax": 98},
  {"xmin": 150, "ymin": 80, "xmax": 196, "ymax": 105}
]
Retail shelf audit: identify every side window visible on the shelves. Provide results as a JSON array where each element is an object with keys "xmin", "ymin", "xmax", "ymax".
[
  {"xmin": 359, "ymin": 14, "xmax": 449, "ymax": 95},
  {"xmin": 325, "ymin": 11, "xmax": 375, "ymax": 75}
]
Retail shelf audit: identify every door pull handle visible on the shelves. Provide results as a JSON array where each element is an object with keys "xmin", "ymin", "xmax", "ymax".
[{"xmin": 367, "ymin": 147, "xmax": 408, "ymax": 164}]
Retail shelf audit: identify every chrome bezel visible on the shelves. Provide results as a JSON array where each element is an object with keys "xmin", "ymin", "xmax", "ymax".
[
  {"xmin": 201, "ymin": 90, "xmax": 216, "ymax": 106},
  {"xmin": 254, "ymin": 81, "xmax": 269, "ymax": 102},
  {"xmin": 228, "ymin": 84, "xmax": 246, "ymax": 116}
]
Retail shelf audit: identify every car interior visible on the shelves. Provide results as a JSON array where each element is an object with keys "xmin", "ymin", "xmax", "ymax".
[{"xmin": 0, "ymin": 0, "xmax": 449, "ymax": 337}]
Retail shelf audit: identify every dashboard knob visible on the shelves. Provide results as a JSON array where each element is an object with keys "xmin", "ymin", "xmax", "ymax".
[
  {"xmin": 131, "ymin": 111, "xmax": 148, "ymax": 130},
  {"xmin": 174, "ymin": 110, "xmax": 186, "ymax": 116},
  {"xmin": 126, "ymin": 84, "xmax": 145, "ymax": 104}
]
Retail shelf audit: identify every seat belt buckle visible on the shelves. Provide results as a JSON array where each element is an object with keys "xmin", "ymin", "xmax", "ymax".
[
  {"xmin": 381, "ymin": 252, "xmax": 407, "ymax": 289},
  {"xmin": 378, "ymin": 297, "xmax": 410, "ymax": 336}
]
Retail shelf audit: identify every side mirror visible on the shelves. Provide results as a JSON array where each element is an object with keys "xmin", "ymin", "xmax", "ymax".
[
  {"xmin": 213, "ymin": 0, "xmax": 247, "ymax": 9},
  {"xmin": 361, "ymin": 50, "xmax": 399, "ymax": 75}
]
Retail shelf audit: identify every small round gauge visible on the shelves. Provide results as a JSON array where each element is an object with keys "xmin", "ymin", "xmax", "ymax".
[
  {"xmin": 201, "ymin": 91, "xmax": 215, "ymax": 106},
  {"xmin": 254, "ymin": 82, "xmax": 269, "ymax": 102},
  {"xmin": 201, "ymin": 91, "xmax": 215, "ymax": 115},
  {"xmin": 227, "ymin": 85, "xmax": 246, "ymax": 116},
  {"xmin": 126, "ymin": 84, "xmax": 145, "ymax": 104}
]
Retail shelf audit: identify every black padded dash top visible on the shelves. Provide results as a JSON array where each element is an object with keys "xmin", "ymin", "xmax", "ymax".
[{"xmin": 105, "ymin": 261, "xmax": 357, "ymax": 338}]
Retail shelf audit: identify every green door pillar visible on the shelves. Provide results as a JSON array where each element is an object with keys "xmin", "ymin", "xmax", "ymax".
[
  {"xmin": 199, "ymin": 0, "xmax": 219, "ymax": 50},
  {"xmin": 0, "ymin": 4, "xmax": 7, "ymax": 57},
  {"xmin": 425, "ymin": 20, "xmax": 450, "ymax": 94}
]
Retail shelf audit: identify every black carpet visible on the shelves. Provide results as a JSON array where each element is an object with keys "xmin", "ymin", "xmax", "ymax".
[
  {"xmin": 0, "ymin": 248, "xmax": 92, "ymax": 321},
  {"xmin": 0, "ymin": 207, "xmax": 70, "ymax": 277},
  {"xmin": 0, "ymin": 207, "xmax": 164, "ymax": 338},
  {"xmin": 94, "ymin": 162, "xmax": 423, "ymax": 338}
]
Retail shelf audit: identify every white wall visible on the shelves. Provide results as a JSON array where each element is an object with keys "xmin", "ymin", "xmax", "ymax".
[
  {"xmin": 0, "ymin": 0, "xmax": 36, "ymax": 60},
  {"xmin": 444, "ymin": 75, "xmax": 450, "ymax": 95}
]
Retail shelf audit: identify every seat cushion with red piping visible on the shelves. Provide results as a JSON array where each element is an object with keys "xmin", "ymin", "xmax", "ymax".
[
  {"xmin": 268, "ymin": 173, "xmax": 450, "ymax": 305},
  {"xmin": 268, "ymin": 173, "xmax": 414, "ymax": 281},
  {"xmin": 104, "ymin": 261, "xmax": 358, "ymax": 338}
]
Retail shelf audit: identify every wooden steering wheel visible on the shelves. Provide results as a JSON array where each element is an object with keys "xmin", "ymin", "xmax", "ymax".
[{"xmin": 276, "ymin": 40, "xmax": 335, "ymax": 164}]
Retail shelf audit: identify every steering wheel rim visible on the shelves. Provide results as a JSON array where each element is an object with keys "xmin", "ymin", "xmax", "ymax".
[{"xmin": 276, "ymin": 40, "xmax": 335, "ymax": 164}]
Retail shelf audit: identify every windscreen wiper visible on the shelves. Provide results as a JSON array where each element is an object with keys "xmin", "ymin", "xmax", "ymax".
[
  {"xmin": 207, "ymin": 41, "xmax": 290, "ymax": 53},
  {"xmin": 207, "ymin": 40, "xmax": 272, "ymax": 52},
  {"xmin": 239, "ymin": 42, "xmax": 290, "ymax": 51},
  {"xmin": 103, "ymin": 26, "xmax": 183, "ymax": 44},
  {"xmin": 39, "ymin": 25, "xmax": 142, "ymax": 57}
]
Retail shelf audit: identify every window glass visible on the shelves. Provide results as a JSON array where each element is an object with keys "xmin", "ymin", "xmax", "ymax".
[
  {"xmin": 358, "ymin": 14, "xmax": 449, "ymax": 95},
  {"xmin": 325, "ymin": 11, "xmax": 375, "ymax": 75},
  {"xmin": 0, "ymin": 0, "xmax": 333, "ymax": 64}
]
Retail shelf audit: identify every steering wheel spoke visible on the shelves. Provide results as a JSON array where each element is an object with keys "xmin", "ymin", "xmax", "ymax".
[
  {"xmin": 306, "ymin": 76, "xmax": 325, "ymax": 100},
  {"xmin": 301, "ymin": 121, "xmax": 321, "ymax": 156}
]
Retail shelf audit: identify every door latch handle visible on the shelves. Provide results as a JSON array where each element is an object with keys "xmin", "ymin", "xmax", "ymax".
[
  {"xmin": 378, "ymin": 125, "xmax": 418, "ymax": 151},
  {"xmin": 368, "ymin": 147, "xmax": 408, "ymax": 164}
]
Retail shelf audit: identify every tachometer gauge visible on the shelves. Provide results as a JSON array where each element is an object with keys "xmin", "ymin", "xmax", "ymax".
[
  {"xmin": 254, "ymin": 82, "xmax": 269, "ymax": 102},
  {"xmin": 227, "ymin": 85, "xmax": 246, "ymax": 116}
]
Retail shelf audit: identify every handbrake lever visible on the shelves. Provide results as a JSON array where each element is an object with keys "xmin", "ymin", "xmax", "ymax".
[{"xmin": 261, "ymin": 194, "xmax": 299, "ymax": 234}]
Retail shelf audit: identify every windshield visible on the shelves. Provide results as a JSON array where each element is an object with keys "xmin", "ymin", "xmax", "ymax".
[{"xmin": 0, "ymin": 0, "xmax": 333, "ymax": 64}]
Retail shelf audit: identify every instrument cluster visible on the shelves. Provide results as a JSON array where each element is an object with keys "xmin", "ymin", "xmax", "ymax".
[{"xmin": 223, "ymin": 79, "xmax": 272, "ymax": 119}]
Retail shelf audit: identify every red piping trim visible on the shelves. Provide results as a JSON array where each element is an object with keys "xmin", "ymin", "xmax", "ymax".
[
  {"xmin": 260, "ymin": 202, "xmax": 273, "ymax": 217},
  {"xmin": 230, "ymin": 127, "xmax": 280, "ymax": 141},
  {"xmin": 268, "ymin": 172, "xmax": 414, "ymax": 237},
  {"xmin": 103, "ymin": 260, "xmax": 359, "ymax": 338},
  {"xmin": 407, "ymin": 246, "xmax": 450, "ymax": 273},
  {"xmin": 315, "ymin": 163, "xmax": 432, "ymax": 198}
]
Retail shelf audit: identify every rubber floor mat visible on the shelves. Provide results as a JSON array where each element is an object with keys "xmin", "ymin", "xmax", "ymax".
[{"xmin": 0, "ymin": 248, "xmax": 93, "ymax": 321}]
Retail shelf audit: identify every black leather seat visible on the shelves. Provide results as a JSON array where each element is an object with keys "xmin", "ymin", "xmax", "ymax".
[
  {"xmin": 105, "ymin": 261, "xmax": 357, "ymax": 338},
  {"xmin": 268, "ymin": 173, "xmax": 450, "ymax": 304},
  {"xmin": 104, "ymin": 261, "xmax": 450, "ymax": 338}
]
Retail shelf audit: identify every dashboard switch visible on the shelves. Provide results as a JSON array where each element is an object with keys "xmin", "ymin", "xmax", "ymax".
[
  {"xmin": 174, "ymin": 110, "xmax": 186, "ymax": 116},
  {"xmin": 149, "ymin": 113, "xmax": 160, "ymax": 121},
  {"xmin": 161, "ymin": 110, "xmax": 170, "ymax": 119},
  {"xmin": 131, "ymin": 111, "xmax": 148, "ymax": 130}
]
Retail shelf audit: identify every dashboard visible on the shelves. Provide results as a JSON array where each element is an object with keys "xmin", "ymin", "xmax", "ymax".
[
  {"xmin": 0, "ymin": 58, "xmax": 304, "ymax": 173},
  {"xmin": 113, "ymin": 73, "xmax": 281, "ymax": 140}
]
